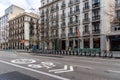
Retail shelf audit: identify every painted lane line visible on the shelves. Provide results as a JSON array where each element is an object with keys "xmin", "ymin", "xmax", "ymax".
[
  {"xmin": 114, "ymin": 64, "xmax": 120, "ymax": 66},
  {"xmin": 55, "ymin": 66, "xmax": 74, "ymax": 74},
  {"xmin": 107, "ymin": 70, "xmax": 120, "ymax": 74},
  {"xmin": 79, "ymin": 60, "xmax": 102, "ymax": 64},
  {"xmin": 73, "ymin": 65, "xmax": 95, "ymax": 70},
  {"xmin": 0, "ymin": 60, "xmax": 70, "ymax": 80},
  {"xmin": 49, "ymin": 65, "xmax": 67, "ymax": 72}
]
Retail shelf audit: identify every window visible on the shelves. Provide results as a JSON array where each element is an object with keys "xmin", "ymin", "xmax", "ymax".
[
  {"xmin": 92, "ymin": 10, "xmax": 100, "ymax": 17},
  {"xmin": 84, "ymin": 25, "xmax": 89, "ymax": 32},
  {"xmin": 84, "ymin": 13, "xmax": 89, "ymax": 19},
  {"xmin": 62, "ymin": 29, "xmax": 65, "ymax": 34},
  {"xmin": 84, "ymin": 2, "xmax": 89, "ymax": 9},
  {"xmin": 75, "ymin": 5, "xmax": 80, "ymax": 11},
  {"xmin": 69, "ymin": 28, "xmax": 73, "ymax": 33},
  {"xmin": 92, "ymin": 23, "xmax": 100, "ymax": 31},
  {"xmin": 69, "ymin": 17, "xmax": 73, "ymax": 23},
  {"xmin": 70, "ymin": 8, "xmax": 72, "ymax": 13},
  {"xmin": 75, "ymin": 15, "xmax": 79, "ymax": 22},
  {"xmin": 92, "ymin": 0, "xmax": 100, "ymax": 4},
  {"xmin": 116, "ymin": 11, "xmax": 120, "ymax": 18},
  {"xmin": 62, "ymin": 10, "xmax": 65, "ymax": 16}
]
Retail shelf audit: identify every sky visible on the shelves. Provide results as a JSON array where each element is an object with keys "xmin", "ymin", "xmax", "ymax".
[{"xmin": 0, "ymin": 0, "xmax": 41, "ymax": 17}]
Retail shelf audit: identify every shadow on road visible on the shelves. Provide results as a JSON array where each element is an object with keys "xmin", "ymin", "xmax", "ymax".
[{"xmin": 0, "ymin": 71, "xmax": 39, "ymax": 80}]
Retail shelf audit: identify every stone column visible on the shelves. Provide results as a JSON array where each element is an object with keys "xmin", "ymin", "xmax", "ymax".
[
  {"xmin": 100, "ymin": 34, "xmax": 107, "ymax": 51},
  {"xmin": 80, "ymin": 37, "xmax": 84, "ymax": 49},
  {"xmin": 73, "ymin": 39, "xmax": 75, "ymax": 48},
  {"xmin": 90, "ymin": 36, "xmax": 93, "ymax": 49},
  {"xmin": 106, "ymin": 37, "xmax": 110, "ymax": 52},
  {"xmin": 66, "ymin": 40, "xmax": 69, "ymax": 50}
]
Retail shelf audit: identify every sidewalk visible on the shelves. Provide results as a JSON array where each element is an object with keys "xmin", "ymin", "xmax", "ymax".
[
  {"xmin": 112, "ymin": 51, "xmax": 120, "ymax": 58},
  {"xmin": 5, "ymin": 49, "xmax": 120, "ymax": 59}
]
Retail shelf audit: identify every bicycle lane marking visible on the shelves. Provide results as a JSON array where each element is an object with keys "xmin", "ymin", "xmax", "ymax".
[{"xmin": 0, "ymin": 59, "xmax": 70, "ymax": 80}]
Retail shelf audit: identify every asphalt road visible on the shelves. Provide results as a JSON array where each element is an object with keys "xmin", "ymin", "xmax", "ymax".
[{"xmin": 0, "ymin": 51, "xmax": 120, "ymax": 80}]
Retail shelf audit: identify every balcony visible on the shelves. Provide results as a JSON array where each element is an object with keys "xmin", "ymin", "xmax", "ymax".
[
  {"xmin": 51, "ymin": 34, "xmax": 58, "ymax": 39},
  {"xmin": 74, "ymin": 0, "xmax": 80, "ymax": 5},
  {"xmin": 50, "ymin": 7, "xmax": 59, "ymax": 13},
  {"xmin": 51, "ymin": 16, "xmax": 59, "ymax": 21},
  {"xmin": 92, "ymin": 29, "xmax": 100, "ymax": 35},
  {"xmin": 51, "ymin": 24, "xmax": 59, "ymax": 29},
  {"xmin": 68, "ymin": 10, "xmax": 80, "ymax": 16},
  {"xmin": 41, "ymin": 19, "xmax": 45, "ymax": 23},
  {"xmin": 92, "ymin": 2, "xmax": 100, "ymax": 9},
  {"xmin": 92, "ymin": 15, "xmax": 100, "ymax": 22},
  {"xmin": 68, "ymin": 0, "xmax": 80, "ymax": 7},
  {"xmin": 41, "ymin": 36, "xmax": 44, "ymax": 41},
  {"xmin": 83, "ymin": 18, "xmax": 90, "ymax": 24},
  {"xmin": 68, "ymin": 11, "xmax": 74, "ymax": 16},
  {"xmin": 83, "ymin": 31, "xmax": 90, "ymax": 36},
  {"xmin": 112, "ymin": 17, "xmax": 120, "ymax": 24},
  {"xmin": 68, "ymin": 1, "xmax": 74, "ymax": 7},
  {"xmin": 61, "ymin": 4, "xmax": 66, "ymax": 9},
  {"xmin": 83, "ymin": 0, "xmax": 89, "ymax": 2},
  {"xmin": 44, "ymin": 27, "xmax": 49, "ymax": 32},
  {"xmin": 61, "ymin": 33, "xmax": 66, "ymax": 39},
  {"xmin": 40, "ymin": 27, "xmax": 44, "ymax": 31},
  {"xmin": 61, "ymin": 14, "xmax": 66, "ymax": 19},
  {"xmin": 83, "ymin": 6, "xmax": 90, "ymax": 12},
  {"xmin": 115, "ymin": 3, "xmax": 120, "ymax": 10},
  {"xmin": 44, "ymin": 35, "xmax": 49, "ymax": 40},
  {"xmin": 68, "ymin": 33, "xmax": 78, "ymax": 38},
  {"xmin": 61, "ymin": 23, "xmax": 66, "ymax": 28},
  {"xmin": 68, "ymin": 20, "xmax": 80, "ymax": 27},
  {"xmin": 74, "ymin": 9, "xmax": 80, "ymax": 14}
]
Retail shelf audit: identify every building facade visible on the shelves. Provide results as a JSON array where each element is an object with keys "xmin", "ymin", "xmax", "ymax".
[
  {"xmin": 8, "ymin": 12, "xmax": 39, "ymax": 49},
  {"xmin": 39, "ymin": 0, "xmax": 115, "ymax": 51},
  {"xmin": 0, "ymin": 5, "xmax": 25, "ymax": 49},
  {"xmin": 107, "ymin": 0, "xmax": 120, "ymax": 51}
]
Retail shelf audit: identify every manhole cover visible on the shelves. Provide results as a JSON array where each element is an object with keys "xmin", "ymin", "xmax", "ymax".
[{"xmin": 11, "ymin": 59, "xmax": 36, "ymax": 64}]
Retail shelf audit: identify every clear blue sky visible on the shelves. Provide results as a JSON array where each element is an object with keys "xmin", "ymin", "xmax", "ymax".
[{"xmin": 0, "ymin": 0, "xmax": 41, "ymax": 17}]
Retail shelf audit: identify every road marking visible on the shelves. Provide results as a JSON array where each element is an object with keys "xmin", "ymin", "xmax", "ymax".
[
  {"xmin": 107, "ymin": 70, "xmax": 120, "ymax": 74},
  {"xmin": 114, "ymin": 64, "xmax": 120, "ymax": 66},
  {"xmin": 28, "ymin": 64, "xmax": 42, "ymax": 68},
  {"xmin": 0, "ymin": 60, "xmax": 70, "ymax": 80},
  {"xmin": 55, "ymin": 66, "xmax": 73, "ymax": 74},
  {"xmin": 49, "ymin": 65, "xmax": 67, "ymax": 72},
  {"xmin": 41, "ymin": 62, "xmax": 56, "ymax": 69},
  {"xmin": 49, "ymin": 65, "xmax": 74, "ymax": 74},
  {"xmin": 28, "ymin": 62, "xmax": 56, "ymax": 69},
  {"xmin": 73, "ymin": 65, "xmax": 95, "ymax": 70},
  {"xmin": 11, "ymin": 59, "xmax": 36, "ymax": 64}
]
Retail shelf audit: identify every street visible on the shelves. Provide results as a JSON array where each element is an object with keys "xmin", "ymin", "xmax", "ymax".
[{"xmin": 0, "ymin": 51, "xmax": 120, "ymax": 80}]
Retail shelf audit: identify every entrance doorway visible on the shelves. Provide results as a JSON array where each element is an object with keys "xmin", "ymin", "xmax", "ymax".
[{"xmin": 62, "ymin": 40, "xmax": 66, "ymax": 50}]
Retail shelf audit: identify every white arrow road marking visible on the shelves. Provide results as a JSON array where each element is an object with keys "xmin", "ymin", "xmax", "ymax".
[
  {"xmin": 49, "ymin": 65, "xmax": 74, "ymax": 74},
  {"xmin": 55, "ymin": 66, "xmax": 74, "ymax": 74},
  {"xmin": 107, "ymin": 70, "xmax": 120, "ymax": 74},
  {"xmin": 49, "ymin": 65, "xmax": 67, "ymax": 72}
]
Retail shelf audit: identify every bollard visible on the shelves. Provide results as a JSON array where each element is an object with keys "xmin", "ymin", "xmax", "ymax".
[
  {"xmin": 108, "ymin": 51, "xmax": 113, "ymax": 58},
  {"xmin": 103, "ymin": 50, "xmax": 107, "ymax": 58}
]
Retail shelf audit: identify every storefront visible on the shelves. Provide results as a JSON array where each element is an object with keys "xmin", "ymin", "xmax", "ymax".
[{"xmin": 109, "ymin": 35, "xmax": 120, "ymax": 51}]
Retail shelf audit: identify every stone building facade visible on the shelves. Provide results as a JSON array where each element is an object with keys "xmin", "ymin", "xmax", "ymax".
[
  {"xmin": 39, "ymin": 0, "xmax": 116, "ymax": 51},
  {"xmin": 8, "ymin": 12, "xmax": 39, "ymax": 49}
]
